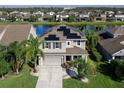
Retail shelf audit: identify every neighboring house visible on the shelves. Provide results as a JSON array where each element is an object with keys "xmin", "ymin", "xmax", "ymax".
[
  {"xmin": 42, "ymin": 14, "xmax": 53, "ymax": 21},
  {"xmin": 68, "ymin": 11, "xmax": 78, "ymax": 16},
  {"xmin": 106, "ymin": 17, "xmax": 116, "ymax": 22},
  {"xmin": 98, "ymin": 25, "xmax": 124, "ymax": 62},
  {"xmin": 0, "ymin": 24, "xmax": 35, "ymax": 46},
  {"xmin": 78, "ymin": 13, "xmax": 90, "ymax": 22},
  {"xmin": 105, "ymin": 11, "xmax": 115, "ymax": 17},
  {"xmin": 39, "ymin": 25, "xmax": 88, "ymax": 65},
  {"xmin": 9, "ymin": 11, "xmax": 20, "ymax": 15},
  {"xmin": 56, "ymin": 11, "xmax": 69, "ymax": 22},
  {"xmin": 33, "ymin": 11, "xmax": 44, "ymax": 16},
  {"xmin": 20, "ymin": 12, "xmax": 31, "ymax": 16},
  {"xmin": 0, "ymin": 16, "xmax": 8, "ymax": 21},
  {"xmin": 104, "ymin": 25, "xmax": 124, "ymax": 38},
  {"xmin": 93, "ymin": 13, "xmax": 107, "ymax": 22},
  {"xmin": 21, "ymin": 17, "xmax": 31, "ymax": 22},
  {"xmin": 46, "ymin": 11, "xmax": 55, "ymax": 16},
  {"xmin": 56, "ymin": 14, "xmax": 69, "ymax": 22},
  {"xmin": 115, "ymin": 13, "xmax": 124, "ymax": 21}
]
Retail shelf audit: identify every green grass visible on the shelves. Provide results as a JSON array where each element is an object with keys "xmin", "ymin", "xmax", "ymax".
[
  {"xmin": 0, "ymin": 21, "xmax": 124, "ymax": 27},
  {"xmin": 63, "ymin": 72, "xmax": 124, "ymax": 88},
  {"xmin": 63, "ymin": 60, "xmax": 124, "ymax": 88},
  {"xmin": 0, "ymin": 65, "xmax": 38, "ymax": 88}
]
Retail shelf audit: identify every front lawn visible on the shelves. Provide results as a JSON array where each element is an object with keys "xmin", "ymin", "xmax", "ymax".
[
  {"xmin": 0, "ymin": 65, "xmax": 38, "ymax": 88},
  {"xmin": 63, "ymin": 72, "xmax": 124, "ymax": 88}
]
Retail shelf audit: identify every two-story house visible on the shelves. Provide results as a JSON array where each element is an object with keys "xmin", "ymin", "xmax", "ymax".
[{"xmin": 38, "ymin": 25, "xmax": 88, "ymax": 66}]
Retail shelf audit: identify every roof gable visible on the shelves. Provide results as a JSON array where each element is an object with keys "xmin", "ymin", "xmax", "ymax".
[{"xmin": 39, "ymin": 25, "xmax": 84, "ymax": 41}]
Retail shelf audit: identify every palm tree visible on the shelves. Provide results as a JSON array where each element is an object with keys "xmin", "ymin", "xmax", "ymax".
[
  {"xmin": 26, "ymin": 34, "xmax": 44, "ymax": 72},
  {"xmin": 7, "ymin": 41, "xmax": 27, "ymax": 74},
  {"xmin": 0, "ymin": 45, "xmax": 10, "ymax": 79},
  {"xmin": 70, "ymin": 58, "xmax": 87, "ymax": 78}
]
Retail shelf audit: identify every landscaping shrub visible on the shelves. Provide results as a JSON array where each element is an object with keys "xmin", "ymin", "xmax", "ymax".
[
  {"xmin": 86, "ymin": 59, "xmax": 97, "ymax": 76},
  {"xmin": 111, "ymin": 59, "xmax": 124, "ymax": 80},
  {"xmin": 0, "ymin": 60, "xmax": 10, "ymax": 79},
  {"xmin": 91, "ymin": 48, "xmax": 102, "ymax": 62},
  {"xmin": 115, "ymin": 61, "xmax": 124, "ymax": 80},
  {"xmin": 70, "ymin": 58, "xmax": 87, "ymax": 78}
]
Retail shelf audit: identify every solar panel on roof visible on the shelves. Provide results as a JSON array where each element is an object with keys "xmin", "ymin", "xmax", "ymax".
[
  {"xmin": 57, "ymin": 26, "xmax": 81, "ymax": 39},
  {"xmin": 45, "ymin": 35, "xmax": 59, "ymax": 41}
]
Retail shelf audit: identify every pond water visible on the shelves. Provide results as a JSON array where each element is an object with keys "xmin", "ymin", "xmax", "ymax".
[
  {"xmin": 35, "ymin": 25, "xmax": 111, "ymax": 35},
  {"xmin": 84, "ymin": 25, "xmax": 96, "ymax": 32},
  {"xmin": 36, "ymin": 25, "xmax": 52, "ymax": 35}
]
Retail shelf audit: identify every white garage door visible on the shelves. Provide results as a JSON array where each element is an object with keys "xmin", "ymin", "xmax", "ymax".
[{"xmin": 44, "ymin": 55, "xmax": 62, "ymax": 66}]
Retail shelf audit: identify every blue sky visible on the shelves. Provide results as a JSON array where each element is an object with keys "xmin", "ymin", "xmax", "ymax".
[{"xmin": 0, "ymin": 5, "xmax": 124, "ymax": 8}]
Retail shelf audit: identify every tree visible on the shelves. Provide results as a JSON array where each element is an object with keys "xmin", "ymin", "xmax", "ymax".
[
  {"xmin": 0, "ymin": 45, "xmax": 10, "ymax": 79},
  {"xmin": 7, "ymin": 41, "xmax": 27, "ymax": 74},
  {"xmin": 70, "ymin": 58, "xmax": 87, "ymax": 78},
  {"xmin": 91, "ymin": 48, "xmax": 102, "ymax": 62},
  {"xmin": 26, "ymin": 34, "xmax": 44, "ymax": 72},
  {"xmin": 68, "ymin": 14, "xmax": 75, "ymax": 22},
  {"xmin": 0, "ymin": 59, "xmax": 10, "ymax": 79},
  {"xmin": 86, "ymin": 30, "xmax": 100, "ymax": 49},
  {"xmin": 111, "ymin": 59, "xmax": 124, "ymax": 80},
  {"xmin": 85, "ymin": 59, "xmax": 97, "ymax": 76},
  {"xmin": 30, "ymin": 15, "xmax": 38, "ymax": 22}
]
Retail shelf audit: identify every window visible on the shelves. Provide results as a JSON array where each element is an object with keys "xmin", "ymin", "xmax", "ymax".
[
  {"xmin": 77, "ymin": 40, "xmax": 80, "ymax": 45},
  {"xmin": 67, "ymin": 42, "xmax": 70, "ymax": 45},
  {"xmin": 44, "ymin": 42, "xmax": 51, "ymax": 49},
  {"xmin": 56, "ymin": 42, "xmax": 59, "ymax": 48},
  {"xmin": 74, "ymin": 56, "xmax": 78, "ymax": 59},
  {"xmin": 53, "ymin": 42, "xmax": 61, "ymax": 49},
  {"xmin": 66, "ymin": 56, "xmax": 71, "ymax": 61}
]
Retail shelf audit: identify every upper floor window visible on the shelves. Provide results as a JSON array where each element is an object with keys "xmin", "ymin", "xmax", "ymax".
[
  {"xmin": 77, "ymin": 40, "xmax": 80, "ymax": 45},
  {"xmin": 53, "ymin": 42, "xmax": 61, "ymax": 49},
  {"xmin": 44, "ymin": 42, "xmax": 51, "ymax": 49},
  {"xmin": 67, "ymin": 42, "xmax": 70, "ymax": 45}
]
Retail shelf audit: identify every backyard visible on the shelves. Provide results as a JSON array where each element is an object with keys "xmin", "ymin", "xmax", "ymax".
[{"xmin": 0, "ymin": 65, "xmax": 38, "ymax": 88}]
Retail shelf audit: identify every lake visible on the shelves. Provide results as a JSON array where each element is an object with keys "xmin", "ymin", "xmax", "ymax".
[
  {"xmin": 36, "ymin": 25, "xmax": 52, "ymax": 35},
  {"xmin": 35, "ymin": 25, "xmax": 110, "ymax": 35}
]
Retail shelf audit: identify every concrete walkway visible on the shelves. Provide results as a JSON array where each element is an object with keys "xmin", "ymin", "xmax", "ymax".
[{"xmin": 36, "ymin": 65, "xmax": 62, "ymax": 88}]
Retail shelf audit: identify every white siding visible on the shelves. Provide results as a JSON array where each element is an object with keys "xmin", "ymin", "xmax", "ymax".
[
  {"xmin": 113, "ymin": 49, "xmax": 124, "ymax": 56},
  {"xmin": 40, "ymin": 41, "xmax": 66, "ymax": 53},
  {"xmin": 66, "ymin": 40, "xmax": 86, "ymax": 49}
]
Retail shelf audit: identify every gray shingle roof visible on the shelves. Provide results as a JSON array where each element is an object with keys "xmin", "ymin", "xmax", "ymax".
[
  {"xmin": 99, "ymin": 36, "xmax": 124, "ymax": 55},
  {"xmin": 0, "ymin": 24, "xmax": 31, "ymax": 46},
  {"xmin": 39, "ymin": 25, "xmax": 85, "ymax": 41},
  {"xmin": 66, "ymin": 46, "xmax": 88, "ymax": 54}
]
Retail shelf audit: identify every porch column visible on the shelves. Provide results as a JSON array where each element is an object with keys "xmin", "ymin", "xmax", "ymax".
[
  {"xmin": 112, "ymin": 56, "xmax": 115, "ymax": 60},
  {"xmin": 61, "ymin": 56, "xmax": 64, "ymax": 64},
  {"xmin": 64, "ymin": 55, "xmax": 66, "ymax": 63},
  {"xmin": 39, "ymin": 57, "xmax": 43, "ymax": 65},
  {"xmin": 71, "ymin": 55, "xmax": 74, "ymax": 61}
]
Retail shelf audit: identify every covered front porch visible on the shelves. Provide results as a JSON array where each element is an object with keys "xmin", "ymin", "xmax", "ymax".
[{"xmin": 62, "ymin": 54, "xmax": 88, "ymax": 64}]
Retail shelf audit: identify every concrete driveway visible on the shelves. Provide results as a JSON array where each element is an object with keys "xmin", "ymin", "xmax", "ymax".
[{"xmin": 36, "ymin": 65, "xmax": 62, "ymax": 88}]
